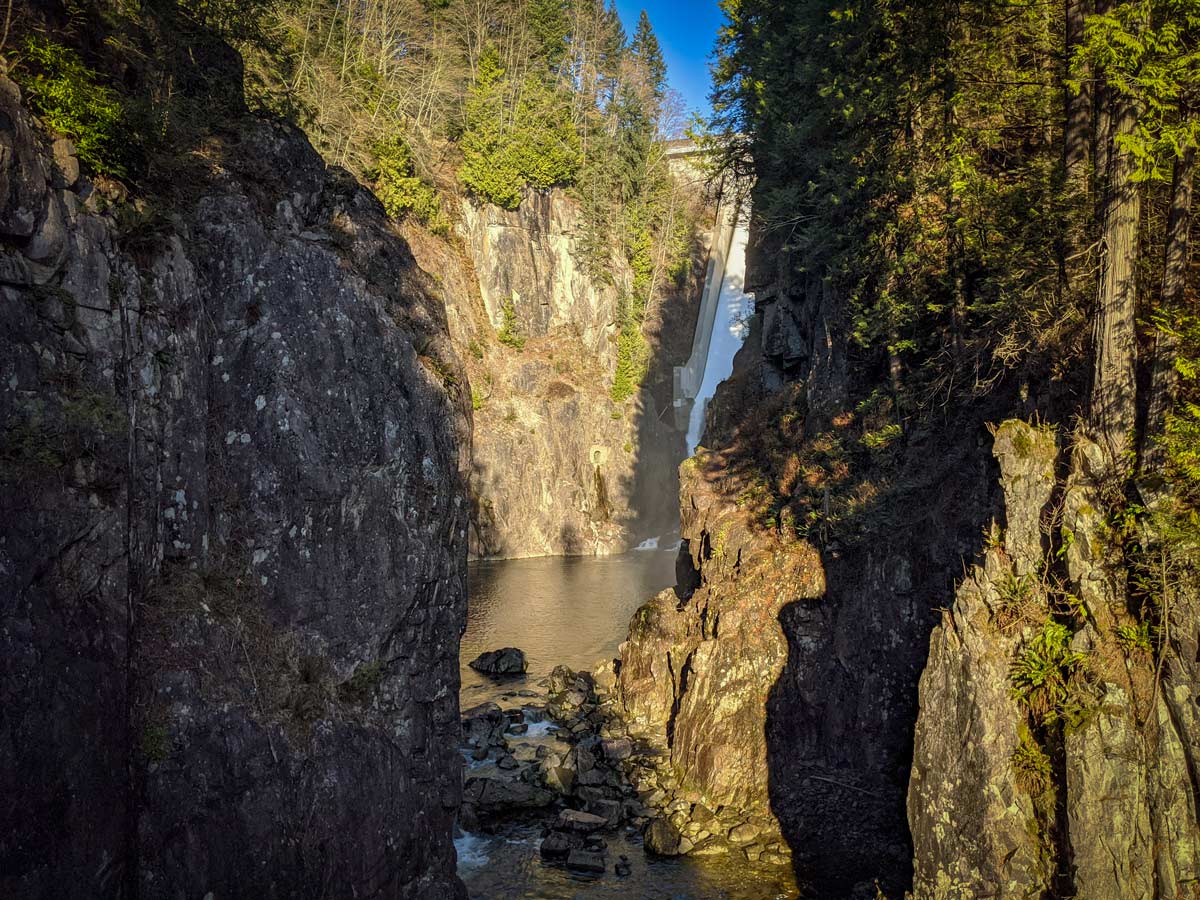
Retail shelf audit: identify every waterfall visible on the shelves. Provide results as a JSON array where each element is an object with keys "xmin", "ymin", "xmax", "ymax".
[{"xmin": 685, "ymin": 208, "xmax": 753, "ymax": 456}]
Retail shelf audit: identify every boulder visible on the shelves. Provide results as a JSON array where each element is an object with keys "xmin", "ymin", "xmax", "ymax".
[
  {"xmin": 462, "ymin": 702, "xmax": 507, "ymax": 749},
  {"xmin": 555, "ymin": 808, "xmax": 609, "ymax": 833},
  {"xmin": 540, "ymin": 830, "xmax": 583, "ymax": 860},
  {"xmin": 463, "ymin": 775, "xmax": 554, "ymax": 811},
  {"xmin": 586, "ymin": 798, "xmax": 623, "ymax": 826},
  {"xmin": 728, "ymin": 822, "xmax": 760, "ymax": 844},
  {"xmin": 542, "ymin": 765, "xmax": 575, "ymax": 795},
  {"xmin": 509, "ymin": 743, "xmax": 538, "ymax": 763},
  {"xmin": 601, "ymin": 738, "xmax": 633, "ymax": 761},
  {"xmin": 576, "ymin": 767, "xmax": 607, "ymax": 787},
  {"xmin": 566, "ymin": 849, "xmax": 606, "ymax": 874},
  {"xmin": 566, "ymin": 744, "xmax": 596, "ymax": 774},
  {"xmin": 592, "ymin": 659, "xmax": 618, "ymax": 692},
  {"xmin": 548, "ymin": 665, "xmax": 579, "ymax": 694},
  {"xmin": 469, "ymin": 647, "xmax": 527, "ymax": 676},
  {"xmin": 691, "ymin": 804, "xmax": 717, "ymax": 826},
  {"xmin": 644, "ymin": 817, "xmax": 688, "ymax": 856}
]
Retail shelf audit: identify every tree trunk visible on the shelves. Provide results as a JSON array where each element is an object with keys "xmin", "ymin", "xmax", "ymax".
[
  {"xmin": 1064, "ymin": 0, "xmax": 1091, "ymax": 183},
  {"xmin": 1143, "ymin": 144, "xmax": 1196, "ymax": 472},
  {"xmin": 1090, "ymin": 91, "xmax": 1142, "ymax": 466}
]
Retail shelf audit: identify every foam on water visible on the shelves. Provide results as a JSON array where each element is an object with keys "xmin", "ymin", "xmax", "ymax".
[
  {"xmin": 522, "ymin": 718, "xmax": 558, "ymax": 738},
  {"xmin": 459, "ymin": 748, "xmax": 490, "ymax": 771},
  {"xmin": 454, "ymin": 830, "xmax": 489, "ymax": 872},
  {"xmin": 633, "ymin": 536, "xmax": 660, "ymax": 551}
]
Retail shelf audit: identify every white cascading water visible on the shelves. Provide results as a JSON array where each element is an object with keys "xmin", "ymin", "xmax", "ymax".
[
  {"xmin": 454, "ymin": 830, "xmax": 489, "ymax": 871},
  {"xmin": 685, "ymin": 211, "xmax": 754, "ymax": 456}
]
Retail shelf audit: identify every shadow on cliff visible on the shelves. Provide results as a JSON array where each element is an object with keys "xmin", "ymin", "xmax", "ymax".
[
  {"xmin": 690, "ymin": 339, "xmax": 1023, "ymax": 895},
  {"xmin": 603, "ymin": 218, "xmax": 712, "ymax": 550}
]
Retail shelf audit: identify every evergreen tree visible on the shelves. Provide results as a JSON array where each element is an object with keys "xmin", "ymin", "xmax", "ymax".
[
  {"xmin": 630, "ymin": 10, "xmax": 667, "ymax": 106},
  {"xmin": 528, "ymin": 0, "xmax": 571, "ymax": 69}
]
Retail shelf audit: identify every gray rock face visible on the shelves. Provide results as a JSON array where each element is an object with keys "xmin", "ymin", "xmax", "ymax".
[
  {"xmin": 617, "ymin": 463, "xmax": 827, "ymax": 821},
  {"xmin": 907, "ymin": 422, "xmax": 1058, "ymax": 898},
  {"xmin": 1058, "ymin": 437, "xmax": 1200, "ymax": 900},
  {"xmin": 908, "ymin": 424, "xmax": 1200, "ymax": 900},
  {"xmin": 0, "ymin": 75, "xmax": 467, "ymax": 899},
  {"xmin": 459, "ymin": 193, "xmax": 621, "ymax": 364}
]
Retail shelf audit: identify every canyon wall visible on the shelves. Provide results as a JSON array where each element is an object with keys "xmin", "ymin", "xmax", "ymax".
[
  {"xmin": 0, "ymin": 67, "xmax": 469, "ymax": 898},
  {"xmin": 616, "ymin": 296, "xmax": 1000, "ymax": 895},
  {"xmin": 615, "ymin": 220, "xmax": 1200, "ymax": 897},
  {"xmin": 911, "ymin": 428, "xmax": 1200, "ymax": 899},
  {"xmin": 408, "ymin": 190, "xmax": 699, "ymax": 559}
]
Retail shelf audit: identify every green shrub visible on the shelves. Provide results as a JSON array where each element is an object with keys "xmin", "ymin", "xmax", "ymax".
[
  {"xmin": 17, "ymin": 37, "xmax": 128, "ymax": 177},
  {"xmin": 611, "ymin": 326, "xmax": 648, "ymax": 402},
  {"xmin": 497, "ymin": 295, "xmax": 525, "ymax": 350},
  {"xmin": 1011, "ymin": 727, "xmax": 1051, "ymax": 796},
  {"xmin": 472, "ymin": 387, "xmax": 487, "ymax": 411},
  {"xmin": 861, "ymin": 423, "xmax": 902, "ymax": 451},
  {"xmin": 993, "ymin": 571, "xmax": 1036, "ymax": 627},
  {"xmin": 370, "ymin": 137, "xmax": 448, "ymax": 234},
  {"xmin": 1010, "ymin": 620, "xmax": 1087, "ymax": 725},
  {"xmin": 1114, "ymin": 621, "xmax": 1154, "ymax": 655},
  {"xmin": 458, "ymin": 49, "xmax": 580, "ymax": 209}
]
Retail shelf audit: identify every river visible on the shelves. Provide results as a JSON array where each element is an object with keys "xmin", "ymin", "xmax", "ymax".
[{"xmin": 457, "ymin": 550, "xmax": 801, "ymax": 900}]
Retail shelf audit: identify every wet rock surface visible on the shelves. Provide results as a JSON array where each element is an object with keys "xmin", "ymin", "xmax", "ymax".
[
  {"xmin": 456, "ymin": 659, "xmax": 796, "ymax": 888},
  {"xmin": 469, "ymin": 646, "xmax": 528, "ymax": 676}
]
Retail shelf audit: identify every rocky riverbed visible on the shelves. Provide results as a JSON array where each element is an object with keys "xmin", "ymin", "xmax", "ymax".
[
  {"xmin": 453, "ymin": 554, "xmax": 801, "ymax": 897},
  {"xmin": 457, "ymin": 659, "xmax": 797, "ymax": 888}
]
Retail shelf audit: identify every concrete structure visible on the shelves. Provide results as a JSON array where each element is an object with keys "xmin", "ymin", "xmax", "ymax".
[{"xmin": 663, "ymin": 139, "xmax": 754, "ymax": 448}]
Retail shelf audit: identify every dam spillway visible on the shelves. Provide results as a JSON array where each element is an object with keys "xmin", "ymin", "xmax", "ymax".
[{"xmin": 671, "ymin": 189, "xmax": 754, "ymax": 455}]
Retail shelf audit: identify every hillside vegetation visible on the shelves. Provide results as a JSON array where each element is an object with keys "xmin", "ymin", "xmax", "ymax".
[{"xmin": 10, "ymin": 0, "xmax": 703, "ymax": 402}]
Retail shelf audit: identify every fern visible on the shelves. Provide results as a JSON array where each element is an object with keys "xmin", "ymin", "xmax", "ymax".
[{"xmin": 1010, "ymin": 620, "xmax": 1087, "ymax": 725}]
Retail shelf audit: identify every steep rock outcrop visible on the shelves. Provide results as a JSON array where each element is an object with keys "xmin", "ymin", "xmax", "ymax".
[
  {"xmin": 460, "ymin": 193, "xmax": 620, "ymax": 364},
  {"xmin": 907, "ymin": 421, "xmax": 1058, "ymax": 898},
  {"xmin": 617, "ymin": 276, "xmax": 1002, "ymax": 896},
  {"xmin": 908, "ymin": 424, "xmax": 1200, "ymax": 900},
  {"xmin": 1059, "ymin": 438, "xmax": 1200, "ymax": 899},
  {"xmin": 424, "ymin": 189, "xmax": 697, "ymax": 558},
  {"xmin": 618, "ymin": 456, "xmax": 827, "ymax": 818},
  {"xmin": 0, "ymin": 72, "xmax": 468, "ymax": 898}
]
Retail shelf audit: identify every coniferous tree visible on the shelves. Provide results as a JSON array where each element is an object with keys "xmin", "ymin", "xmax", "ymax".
[{"xmin": 630, "ymin": 10, "xmax": 667, "ymax": 105}]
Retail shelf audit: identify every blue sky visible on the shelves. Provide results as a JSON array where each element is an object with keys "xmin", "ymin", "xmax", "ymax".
[{"xmin": 614, "ymin": 0, "xmax": 725, "ymax": 120}]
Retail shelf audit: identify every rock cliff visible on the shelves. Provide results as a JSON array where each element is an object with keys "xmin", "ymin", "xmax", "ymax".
[
  {"xmin": 0, "ymin": 65, "xmax": 469, "ymax": 898},
  {"xmin": 616, "ymin": 341, "xmax": 1000, "ymax": 896},
  {"xmin": 910, "ymin": 426, "xmax": 1200, "ymax": 900},
  {"xmin": 615, "ymin": 215, "xmax": 1199, "ymax": 897},
  {"xmin": 409, "ymin": 190, "xmax": 700, "ymax": 558}
]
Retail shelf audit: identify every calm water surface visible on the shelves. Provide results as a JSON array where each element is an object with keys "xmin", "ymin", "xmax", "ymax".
[{"xmin": 458, "ymin": 551, "xmax": 801, "ymax": 900}]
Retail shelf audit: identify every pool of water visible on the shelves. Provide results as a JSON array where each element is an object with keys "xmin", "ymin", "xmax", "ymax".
[
  {"xmin": 461, "ymin": 551, "xmax": 678, "ymax": 708},
  {"xmin": 458, "ymin": 551, "xmax": 801, "ymax": 900}
]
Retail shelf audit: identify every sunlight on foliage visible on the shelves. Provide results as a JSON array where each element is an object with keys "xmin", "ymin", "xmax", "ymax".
[{"xmin": 16, "ymin": 37, "xmax": 127, "ymax": 177}]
